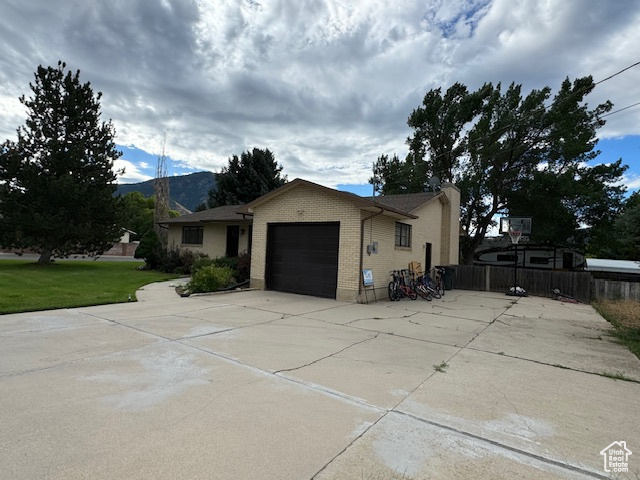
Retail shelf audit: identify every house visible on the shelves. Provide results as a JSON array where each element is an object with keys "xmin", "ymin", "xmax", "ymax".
[
  {"xmin": 163, "ymin": 204, "xmax": 252, "ymax": 258},
  {"xmin": 164, "ymin": 178, "xmax": 460, "ymax": 303}
]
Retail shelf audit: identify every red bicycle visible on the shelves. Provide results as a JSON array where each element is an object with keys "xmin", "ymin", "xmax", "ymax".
[{"xmin": 388, "ymin": 270, "xmax": 417, "ymax": 301}]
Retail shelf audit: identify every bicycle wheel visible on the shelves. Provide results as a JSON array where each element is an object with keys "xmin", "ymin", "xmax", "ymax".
[
  {"xmin": 408, "ymin": 288, "xmax": 418, "ymax": 300},
  {"xmin": 438, "ymin": 280, "xmax": 445, "ymax": 296},
  {"xmin": 416, "ymin": 285, "xmax": 431, "ymax": 301},
  {"xmin": 428, "ymin": 286, "xmax": 441, "ymax": 299},
  {"xmin": 388, "ymin": 282, "xmax": 397, "ymax": 301}
]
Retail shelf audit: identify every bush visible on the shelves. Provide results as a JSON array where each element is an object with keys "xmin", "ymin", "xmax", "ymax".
[
  {"xmin": 192, "ymin": 255, "xmax": 215, "ymax": 273},
  {"xmin": 188, "ymin": 265, "xmax": 235, "ymax": 293},
  {"xmin": 236, "ymin": 252, "xmax": 251, "ymax": 283},
  {"xmin": 134, "ymin": 230, "xmax": 163, "ymax": 269},
  {"xmin": 212, "ymin": 256, "xmax": 239, "ymax": 271}
]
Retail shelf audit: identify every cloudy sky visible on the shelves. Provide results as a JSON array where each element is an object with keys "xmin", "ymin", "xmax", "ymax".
[{"xmin": 1, "ymin": 0, "xmax": 639, "ymax": 195}]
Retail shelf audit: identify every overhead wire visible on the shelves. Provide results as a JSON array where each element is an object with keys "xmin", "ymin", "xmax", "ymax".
[{"xmin": 371, "ymin": 59, "xmax": 640, "ymax": 187}]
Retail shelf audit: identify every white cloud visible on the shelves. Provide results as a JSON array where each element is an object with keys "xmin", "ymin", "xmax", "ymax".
[
  {"xmin": 623, "ymin": 173, "xmax": 640, "ymax": 191},
  {"xmin": 114, "ymin": 159, "xmax": 153, "ymax": 184},
  {"xmin": 0, "ymin": 0, "xmax": 639, "ymax": 187}
]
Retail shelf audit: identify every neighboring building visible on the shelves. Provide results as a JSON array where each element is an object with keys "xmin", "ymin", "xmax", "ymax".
[
  {"xmin": 585, "ymin": 258, "xmax": 640, "ymax": 276},
  {"xmin": 119, "ymin": 229, "xmax": 136, "ymax": 244},
  {"xmin": 163, "ymin": 204, "xmax": 252, "ymax": 258},
  {"xmin": 163, "ymin": 178, "xmax": 460, "ymax": 303}
]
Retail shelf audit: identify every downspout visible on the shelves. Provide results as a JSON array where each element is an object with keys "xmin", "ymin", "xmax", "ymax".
[{"xmin": 358, "ymin": 207, "xmax": 385, "ymax": 297}]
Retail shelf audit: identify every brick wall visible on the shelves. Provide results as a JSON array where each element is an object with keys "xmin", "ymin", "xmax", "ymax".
[
  {"xmin": 250, "ymin": 184, "xmax": 362, "ymax": 301},
  {"xmin": 440, "ymin": 183, "xmax": 461, "ymax": 266},
  {"xmin": 360, "ymin": 198, "xmax": 447, "ymax": 301}
]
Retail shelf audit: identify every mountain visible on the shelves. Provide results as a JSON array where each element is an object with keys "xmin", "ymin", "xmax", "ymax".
[{"xmin": 116, "ymin": 171, "xmax": 216, "ymax": 212}]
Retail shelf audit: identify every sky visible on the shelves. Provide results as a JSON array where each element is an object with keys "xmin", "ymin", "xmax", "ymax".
[{"xmin": 1, "ymin": 0, "xmax": 639, "ymax": 197}]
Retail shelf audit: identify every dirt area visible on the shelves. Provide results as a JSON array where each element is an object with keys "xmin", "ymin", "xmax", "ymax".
[{"xmin": 595, "ymin": 299, "xmax": 640, "ymax": 329}]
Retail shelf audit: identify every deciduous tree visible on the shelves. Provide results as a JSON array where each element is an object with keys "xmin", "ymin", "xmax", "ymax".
[{"xmin": 372, "ymin": 77, "xmax": 624, "ymax": 263}]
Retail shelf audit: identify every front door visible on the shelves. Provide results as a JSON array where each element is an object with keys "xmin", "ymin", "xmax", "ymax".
[{"xmin": 226, "ymin": 225, "xmax": 240, "ymax": 257}]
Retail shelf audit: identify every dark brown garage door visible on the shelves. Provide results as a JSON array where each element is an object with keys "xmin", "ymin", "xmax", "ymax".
[{"xmin": 266, "ymin": 222, "xmax": 340, "ymax": 299}]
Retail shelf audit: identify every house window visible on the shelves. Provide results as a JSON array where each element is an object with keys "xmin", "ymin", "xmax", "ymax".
[
  {"xmin": 395, "ymin": 222, "xmax": 412, "ymax": 248},
  {"xmin": 182, "ymin": 226, "xmax": 203, "ymax": 245}
]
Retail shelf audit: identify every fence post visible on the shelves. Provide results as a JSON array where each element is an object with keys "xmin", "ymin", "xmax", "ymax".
[{"xmin": 485, "ymin": 266, "xmax": 490, "ymax": 292}]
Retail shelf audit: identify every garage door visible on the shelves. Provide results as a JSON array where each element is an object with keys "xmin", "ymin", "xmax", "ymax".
[{"xmin": 266, "ymin": 222, "xmax": 340, "ymax": 299}]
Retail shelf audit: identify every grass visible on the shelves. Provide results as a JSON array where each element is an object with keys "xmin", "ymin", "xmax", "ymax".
[
  {"xmin": 593, "ymin": 299, "xmax": 640, "ymax": 360},
  {"xmin": 433, "ymin": 361, "xmax": 449, "ymax": 373},
  {"xmin": 600, "ymin": 371, "xmax": 634, "ymax": 382},
  {"xmin": 0, "ymin": 259, "xmax": 180, "ymax": 314}
]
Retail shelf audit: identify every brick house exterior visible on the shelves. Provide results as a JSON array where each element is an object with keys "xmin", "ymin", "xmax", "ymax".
[
  {"xmin": 164, "ymin": 178, "xmax": 460, "ymax": 303},
  {"xmin": 237, "ymin": 179, "xmax": 460, "ymax": 302}
]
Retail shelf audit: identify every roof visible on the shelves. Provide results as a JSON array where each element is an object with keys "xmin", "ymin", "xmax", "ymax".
[
  {"xmin": 236, "ymin": 179, "xmax": 419, "ymax": 219},
  {"xmin": 161, "ymin": 204, "xmax": 249, "ymax": 225},
  {"xmin": 585, "ymin": 258, "xmax": 640, "ymax": 275},
  {"xmin": 370, "ymin": 191, "xmax": 441, "ymax": 214}
]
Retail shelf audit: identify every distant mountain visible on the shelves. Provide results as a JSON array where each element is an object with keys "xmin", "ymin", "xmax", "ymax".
[{"xmin": 116, "ymin": 171, "xmax": 216, "ymax": 212}]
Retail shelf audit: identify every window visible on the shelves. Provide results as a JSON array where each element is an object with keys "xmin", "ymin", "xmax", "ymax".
[
  {"xmin": 530, "ymin": 256, "xmax": 550, "ymax": 265},
  {"xmin": 182, "ymin": 226, "xmax": 203, "ymax": 244},
  {"xmin": 395, "ymin": 222, "xmax": 412, "ymax": 248},
  {"xmin": 497, "ymin": 254, "xmax": 516, "ymax": 262}
]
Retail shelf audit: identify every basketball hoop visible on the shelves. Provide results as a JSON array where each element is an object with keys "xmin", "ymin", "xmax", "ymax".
[{"xmin": 508, "ymin": 228, "xmax": 522, "ymax": 245}]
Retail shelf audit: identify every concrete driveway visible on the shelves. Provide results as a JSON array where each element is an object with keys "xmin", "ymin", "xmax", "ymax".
[{"xmin": 1, "ymin": 283, "xmax": 639, "ymax": 479}]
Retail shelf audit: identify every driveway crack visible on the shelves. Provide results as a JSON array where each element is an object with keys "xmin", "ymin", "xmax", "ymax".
[{"xmin": 274, "ymin": 333, "xmax": 380, "ymax": 374}]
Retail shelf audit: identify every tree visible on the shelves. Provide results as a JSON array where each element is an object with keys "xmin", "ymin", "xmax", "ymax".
[
  {"xmin": 372, "ymin": 77, "xmax": 624, "ymax": 263},
  {"xmin": 121, "ymin": 191, "xmax": 155, "ymax": 241},
  {"xmin": 610, "ymin": 192, "xmax": 640, "ymax": 260},
  {"xmin": 207, "ymin": 148, "xmax": 287, "ymax": 207},
  {"xmin": 0, "ymin": 61, "xmax": 123, "ymax": 264},
  {"xmin": 154, "ymin": 136, "xmax": 170, "ymax": 247}
]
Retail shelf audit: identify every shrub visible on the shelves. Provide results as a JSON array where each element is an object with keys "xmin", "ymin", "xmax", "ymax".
[
  {"xmin": 236, "ymin": 252, "xmax": 251, "ymax": 282},
  {"xmin": 192, "ymin": 255, "xmax": 214, "ymax": 273},
  {"xmin": 212, "ymin": 256, "xmax": 239, "ymax": 271},
  {"xmin": 188, "ymin": 265, "xmax": 235, "ymax": 293},
  {"xmin": 134, "ymin": 230, "xmax": 163, "ymax": 269}
]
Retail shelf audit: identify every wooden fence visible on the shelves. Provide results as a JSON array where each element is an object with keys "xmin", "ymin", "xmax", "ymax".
[
  {"xmin": 592, "ymin": 279, "xmax": 640, "ymax": 301},
  {"xmin": 450, "ymin": 265, "xmax": 594, "ymax": 303}
]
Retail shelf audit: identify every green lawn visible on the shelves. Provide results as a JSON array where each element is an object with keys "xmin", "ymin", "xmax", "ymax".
[{"xmin": 0, "ymin": 260, "xmax": 180, "ymax": 314}]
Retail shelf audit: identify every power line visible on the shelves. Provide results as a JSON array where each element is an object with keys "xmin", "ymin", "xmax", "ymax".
[
  {"xmin": 372, "ymin": 59, "xmax": 640, "ymax": 186},
  {"xmin": 601, "ymin": 101, "xmax": 640, "ymax": 118},
  {"xmin": 595, "ymin": 60, "xmax": 640, "ymax": 85}
]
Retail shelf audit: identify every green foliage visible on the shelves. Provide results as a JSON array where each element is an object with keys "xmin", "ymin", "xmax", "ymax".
[
  {"xmin": 207, "ymin": 148, "xmax": 287, "ymax": 207},
  {"xmin": 0, "ymin": 61, "xmax": 123, "ymax": 264},
  {"xmin": 236, "ymin": 252, "xmax": 251, "ymax": 283},
  {"xmin": 192, "ymin": 255, "xmax": 215, "ymax": 273},
  {"xmin": 135, "ymin": 229, "xmax": 163, "ymax": 268},
  {"xmin": 188, "ymin": 265, "xmax": 235, "ymax": 293},
  {"xmin": 212, "ymin": 255, "xmax": 240, "ymax": 271},
  {"xmin": 373, "ymin": 76, "xmax": 625, "ymax": 263},
  {"xmin": 610, "ymin": 192, "xmax": 640, "ymax": 259},
  {"xmin": 121, "ymin": 191, "xmax": 155, "ymax": 241}
]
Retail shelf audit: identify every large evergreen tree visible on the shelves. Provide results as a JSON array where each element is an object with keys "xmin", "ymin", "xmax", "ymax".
[
  {"xmin": 0, "ymin": 61, "xmax": 123, "ymax": 264},
  {"xmin": 207, "ymin": 148, "xmax": 287, "ymax": 207}
]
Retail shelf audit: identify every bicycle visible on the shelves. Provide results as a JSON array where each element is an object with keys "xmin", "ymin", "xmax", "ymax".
[
  {"xmin": 433, "ymin": 267, "xmax": 446, "ymax": 297},
  {"xmin": 408, "ymin": 270, "xmax": 432, "ymax": 301},
  {"xmin": 418, "ymin": 272, "xmax": 441, "ymax": 299},
  {"xmin": 388, "ymin": 270, "xmax": 417, "ymax": 301},
  {"xmin": 551, "ymin": 288, "xmax": 579, "ymax": 304}
]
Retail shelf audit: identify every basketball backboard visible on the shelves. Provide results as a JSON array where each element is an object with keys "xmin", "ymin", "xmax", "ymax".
[{"xmin": 499, "ymin": 217, "xmax": 532, "ymax": 235}]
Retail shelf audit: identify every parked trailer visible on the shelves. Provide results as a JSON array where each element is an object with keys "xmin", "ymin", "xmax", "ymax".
[{"xmin": 474, "ymin": 244, "xmax": 586, "ymax": 271}]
